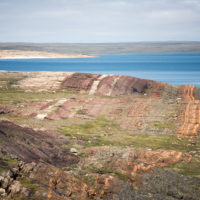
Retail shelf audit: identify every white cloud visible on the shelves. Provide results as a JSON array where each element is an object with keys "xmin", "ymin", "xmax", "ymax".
[{"xmin": 0, "ymin": 0, "xmax": 199, "ymax": 42}]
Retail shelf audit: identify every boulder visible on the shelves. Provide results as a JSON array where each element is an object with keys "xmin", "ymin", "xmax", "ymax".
[{"xmin": 8, "ymin": 181, "xmax": 22, "ymax": 197}]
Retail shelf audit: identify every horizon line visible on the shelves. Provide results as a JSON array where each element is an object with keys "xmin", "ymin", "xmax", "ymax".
[{"xmin": 1, "ymin": 41, "xmax": 200, "ymax": 44}]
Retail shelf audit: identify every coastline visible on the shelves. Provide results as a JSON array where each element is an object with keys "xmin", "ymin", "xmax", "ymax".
[{"xmin": 0, "ymin": 50, "xmax": 94, "ymax": 59}]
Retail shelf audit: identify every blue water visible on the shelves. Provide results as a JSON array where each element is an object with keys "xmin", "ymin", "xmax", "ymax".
[{"xmin": 0, "ymin": 53, "xmax": 200, "ymax": 87}]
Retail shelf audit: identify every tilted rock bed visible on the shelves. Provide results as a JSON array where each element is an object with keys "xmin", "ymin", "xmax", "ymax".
[
  {"xmin": 0, "ymin": 71, "xmax": 200, "ymax": 199},
  {"xmin": 0, "ymin": 121, "xmax": 199, "ymax": 199}
]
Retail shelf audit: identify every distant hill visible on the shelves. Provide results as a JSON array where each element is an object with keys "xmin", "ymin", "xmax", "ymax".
[{"xmin": 0, "ymin": 42, "xmax": 200, "ymax": 54}]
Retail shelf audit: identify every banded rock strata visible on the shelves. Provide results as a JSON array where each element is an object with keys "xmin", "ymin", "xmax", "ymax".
[{"xmin": 0, "ymin": 71, "xmax": 200, "ymax": 199}]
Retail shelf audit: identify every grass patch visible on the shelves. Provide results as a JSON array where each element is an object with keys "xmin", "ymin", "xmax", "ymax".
[
  {"xmin": 162, "ymin": 85, "xmax": 179, "ymax": 102},
  {"xmin": 20, "ymin": 176, "xmax": 39, "ymax": 191},
  {"xmin": 0, "ymin": 88, "xmax": 73, "ymax": 105},
  {"xmin": 76, "ymin": 109, "xmax": 88, "ymax": 115},
  {"xmin": 0, "ymin": 76, "xmax": 26, "ymax": 88},
  {"xmin": 111, "ymin": 134, "xmax": 200, "ymax": 152},
  {"xmin": 148, "ymin": 121, "xmax": 176, "ymax": 130},
  {"xmin": 58, "ymin": 116, "xmax": 120, "ymax": 147},
  {"xmin": 0, "ymin": 114, "xmax": 30, "ymax": 122},
  {"xmin": 113, "ymin": 170, "xmax": 129, "ymax": 181},
  {"xmin": 81, "ymin": 175, "xmax": 96, "ymax": 188},
  {"xmin": 169, "ymin": 157, "xmax": 200, "ymax": 178},
  {"xmin": 0, "ymin": 87, "xmax": 93, "ymax": 106},
  {"xmin": 58, "ymin": 115, "xmax": 200, "ymax": 153},
  {"xmin": 87, "ymin": 165, "xmax": 129, "ymax": 182},
  {"xmin": 0, "ymin": 158, "xmax": 18, "ymax": 174}
]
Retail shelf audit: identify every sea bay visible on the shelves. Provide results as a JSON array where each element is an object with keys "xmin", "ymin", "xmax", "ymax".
[{"xmin": 0, "ymin": 53, "xmax": 200, "ymax": 87}]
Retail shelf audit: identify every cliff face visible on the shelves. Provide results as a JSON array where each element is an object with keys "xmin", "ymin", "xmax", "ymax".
[{"xmin": 0, "ymin": 71, "xmax": 200, "ymax": 199}]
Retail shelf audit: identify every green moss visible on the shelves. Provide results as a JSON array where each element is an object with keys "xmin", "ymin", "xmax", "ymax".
[
  {"xmin": 86, "ymin": 139, "xmax": 112, "ymax": 147},
  {"xmin": 113, "ymin": 170, "xmax": 129, "ymax": 181},
  {"xmin": 78, "ymin": 152, "xmax": 88, "ymax": 158},
  {"xmin": 19, "ymin": 176, "xmax": 40, "ymax": 199},
  {"xmin": 76, "ymin": 109, "xmax": 88, "ymax": 115},
  {"xmin": 58, "ymin": 114, "xmax": 200, "ymax": 153},
  {"xmin": 162, "ymin": 85, "xmax": 179, "ymax": 101},
  {"xmin": 0, "ymin": 114, "xmax": 30, "ymax": 122},
  {"xmin": 58, "ymin": 116, "xmax": 120, "ymax": 147},
  {"xmin": 82, "ymin": 175, "xmax": 96, "ymax": 188},
  {"xmin": 148, "ymin": 121, "xmax": 176, "ymax": 130},
  {"xmin": 86, "ymin": 165, "xmax": 129, "ymax": 182},
  {"xmin": 169, "ymin": 157, "xmax": 200, "ymax": 178},
  {"xmin": 0, "ymin": 158, "xmax": 18, "ymax": 174},
  {"xmin": 0, "ymin": 76, "xmax": 26, "ymax": 88},
  {"xmin": 21, "ymin": 177, "xmax": 39, "ymax": 190},
  {"xmin": 0, "ymin": 88, "xmax": 78, "ymax": 105},
  {"xmin": 112, "ymin": 134, "xmax": 200, "ymax": 152}
]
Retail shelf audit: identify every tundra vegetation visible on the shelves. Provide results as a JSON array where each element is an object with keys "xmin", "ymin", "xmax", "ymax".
[{"xmin": 0, "ymin": 71, "xmax": 200, "ymax": 199}]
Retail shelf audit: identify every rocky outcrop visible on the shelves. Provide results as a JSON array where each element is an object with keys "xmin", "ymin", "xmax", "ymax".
[
  {"xmin": 60, "ymin": 73, "xmax": 101, "ymax": 93},
  {"xmin": 61, "ymin": 72, "xmax": 166, "ymax": 96},
  {"xmin": 0, "ymin": 106, "xmax": 13, "ymax": 114},
  {"xmin": 177, "ymin": 85, "xmax": 200, "ymax": 137},
  {"xmin": 0, "ymin": 151, "xmax": 198, "ymax": 200},
  {"xmin": 0, "ymin": 160, "xmax": 36, "ymax": 198},
  {"xmin": 30, "ymin": 163, "xmax": 90, "ymax": 200},
  {"xmin": 14, "ymin": 72, "xmax": 74, "ymax": 92},
  {"xmin": 1, "ymin": 71, "xmax": 166, "ymax": 96},
  {"xmin": 81, "ymin": 147, "xmax": 191, "ymax": 184},
  {"xmin": 1, "ymin": 71, "xmax": 200, "ymax": 199},
  {"xmin": 117, "ymin": 168, "xmax": 200, "ymax": 200},
  {"xmin": 0, "ymin": 120, "xmax": 78, "ymax": 167}
]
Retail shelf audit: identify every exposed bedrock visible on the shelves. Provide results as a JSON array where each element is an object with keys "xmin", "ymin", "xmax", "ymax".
[
  {"xmin": 13, "ymin": 72, "xmax": 74, "ymax": 92},
  {"xmin": 0, "ymin": 120, "xmax": 78, "ymax": 167},
  {"xmin": 177, "ymin": 85, "xmax": 200, "ymax": 137},
  {"xmin": 60, "ymin": 73, "xmax": 101, "ymax": 93},
  {"xmin": 61, "ymin": 73, "xmax": 166, "ymax": 96},
  {"xmin": 9, "ymin": 71, "xmax": 166, "ymax": 96}
]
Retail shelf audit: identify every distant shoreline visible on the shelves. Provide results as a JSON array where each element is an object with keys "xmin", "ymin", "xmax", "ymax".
[
  {"xmin": 0, "ymin": 56, "xmax": 94, "ymax": 60},
  {"xmin": 1, "ymin": 42, "xmax": 200, "ymax": 54},
  {"xmin": 0, "ymin": 50, "xmax": 94, "ymax": 60}
]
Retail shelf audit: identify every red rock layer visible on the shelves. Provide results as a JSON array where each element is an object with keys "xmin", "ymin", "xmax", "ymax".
[
  {"xmin": 60, "ymin": 73, "xmax": 100, "ymax": 93},
  {"xmin": 60, "ymin": 73, "xmax": 165, "ymax": 97},
  {"xmin": 83, "ymin": 147, "xmax": 191, "ymax": 185},
  {"xmin": 177, "ymin": 85, "xmax": 200, "ymax": 136}
]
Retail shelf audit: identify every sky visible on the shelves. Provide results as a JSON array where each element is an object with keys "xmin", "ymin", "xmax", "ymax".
[{"xmin": 0, "ymin": 0, "xmax": 200, "ymax": 43}]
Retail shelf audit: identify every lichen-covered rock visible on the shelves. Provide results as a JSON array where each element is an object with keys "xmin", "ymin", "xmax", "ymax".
[
  {"xmin": 0, "ymin": 105, "xmax": 13, "ymax": 114},
  {"xmin": 0, "ymin": 188, "xmax": 6, "ymax": 195},
  {"xmin": 27, "ymin": 163, "xmax": 90, "ymax": 200},
  {"xmin": 8, "ymin": 180, "xmax": 22, "ymax": 197},
  {"xmin": 1, "ymin": 177, "xmax": 10, "ymax": 189},
  {"xmin": 22, "ymin": 162, "xmax": 36, "ymax": 173},
  {"xmin": 70, "ymin": 148, "xmax": 78, "ymax": 153}
]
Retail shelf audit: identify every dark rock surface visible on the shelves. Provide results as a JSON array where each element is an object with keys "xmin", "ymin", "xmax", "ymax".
[{"xmin": 0, "ymin": 120, "xmax": 78, "ymax": 167}]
